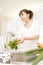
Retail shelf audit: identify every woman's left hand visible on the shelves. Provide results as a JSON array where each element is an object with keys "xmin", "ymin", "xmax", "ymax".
[{"xmin": 36, "ymin": 42, "xmax": 43, "ymax": 48}]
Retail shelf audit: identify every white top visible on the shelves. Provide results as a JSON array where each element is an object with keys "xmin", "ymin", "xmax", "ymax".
[
  {"xmin": 16, "ymin": 19, "xmax": 40, "ymax": 52},
  {"xmin": 7, "ymin": 19, "xmax": 40, "ymax": 52}
]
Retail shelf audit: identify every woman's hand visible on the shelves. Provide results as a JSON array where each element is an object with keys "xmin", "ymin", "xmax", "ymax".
[
  {"xmin": 36, "ymin": 42, "xmax": 43, "ymax": 48},
  {"xmin": 17, "ymin": 38, "xmax": 24, "ymax": 44}
]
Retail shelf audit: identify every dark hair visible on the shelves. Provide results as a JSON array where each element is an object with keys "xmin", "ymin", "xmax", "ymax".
[{"xmin": 19, "ymin": 9, "xmax": 33, "ymax": 19}]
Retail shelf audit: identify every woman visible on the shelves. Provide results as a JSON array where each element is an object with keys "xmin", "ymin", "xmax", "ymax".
[
  {"xmin": 17, "ymin": 9, "xmax": 40, "ymax": 51},
  {"xmin": 10, "ymin": 9, "xmax": 40, "ymax": 62}
]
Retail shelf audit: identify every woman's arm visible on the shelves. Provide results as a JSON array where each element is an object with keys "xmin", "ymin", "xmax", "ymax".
[
  {"xmin": 24, "ymin": 35, "xmax": 39, "ymax": 40},
  {"xmin": 17, "ymin": 35, "xmax": 39, "ymax": 44}
]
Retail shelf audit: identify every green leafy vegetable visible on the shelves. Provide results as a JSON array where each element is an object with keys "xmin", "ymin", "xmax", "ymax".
[
  {"xmin": 25, "ymin": 48, "xmax": 43, "ymax": 55},
  {"xmin": 32, "ymin": 51, "xmax": 43, "ymax": 65},
  {"xmin": 25, "ymin": 47, "xmax": 43, "ymax": 65},
  {"xmin": 8, "ymin": 39, "xmax": 19, "ymax": 50}
]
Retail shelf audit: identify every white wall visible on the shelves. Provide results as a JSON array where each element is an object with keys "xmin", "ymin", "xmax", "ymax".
[{"xmin": 35, "ymin": 8, "xmax": 43, "ymax": 25}]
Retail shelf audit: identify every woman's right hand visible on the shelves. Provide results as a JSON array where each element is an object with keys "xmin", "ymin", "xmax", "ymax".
[{"xmin": 16, "ymin": 38, "xmax": 24, "ymax": 44}]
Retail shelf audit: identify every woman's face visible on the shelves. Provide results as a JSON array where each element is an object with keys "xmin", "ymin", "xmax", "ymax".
[{"xmin": 20, "ymin": 12, "xmax": 29, "ymax": 23}]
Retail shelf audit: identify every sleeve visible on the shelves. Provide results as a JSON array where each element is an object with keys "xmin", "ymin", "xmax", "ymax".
[{"xmin": 33, "ymin": 20, "xmax": 40, "ymax": 35}]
